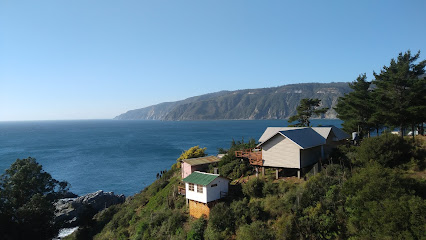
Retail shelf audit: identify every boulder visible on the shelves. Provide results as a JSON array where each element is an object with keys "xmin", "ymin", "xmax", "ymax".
[{"xmin": 55, "ymin": 190, "xmax": 125, "ymax": 228}]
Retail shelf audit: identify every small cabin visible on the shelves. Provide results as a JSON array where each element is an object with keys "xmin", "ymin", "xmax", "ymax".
[
  {"xmin": 181, "ymin": 156, "xmax": 221, "ymax": 179},
  {"xmin": 183, "ymin": 171, "xmax": 229, "ymax": 218}
]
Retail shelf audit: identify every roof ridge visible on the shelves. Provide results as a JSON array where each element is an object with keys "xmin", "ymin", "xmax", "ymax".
[{"xmin": 193, "ymin": 171, "xmax": 219, "ymax": 176}]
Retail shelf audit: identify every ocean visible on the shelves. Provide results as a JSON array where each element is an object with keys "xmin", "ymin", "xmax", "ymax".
[{"xmin": 0, "ymin": 119, "xmax": 342, "ymax": 196}]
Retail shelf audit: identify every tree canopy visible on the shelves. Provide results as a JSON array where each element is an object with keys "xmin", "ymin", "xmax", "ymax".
[
  {"xmin": 336, "ymin": 50, "xmax": 425, "ymax": 138},
  {"xmin": 176, "ymin": 146, "xmax": 207, "ymax": 168},
  {"xmin": 0, "ymin": 157, "xmax": 69, "ymax": 240},
  {"xmin": 335, "ymin": 74, "xmax": 379, "ymax": 137},
  {"xmin": 177, "ymin": 146, "xmax": 207, "ymax": 161},
  {"xmin": 288, "ymin": 98, "xmax": 328, "ymax": 127},
  {"xmin": 373, "ymin": 50, "xmax": 425, "ymax": 136}
]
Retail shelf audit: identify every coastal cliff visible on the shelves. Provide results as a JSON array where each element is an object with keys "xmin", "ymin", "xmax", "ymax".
[{"xmin": 115, "ymin": 82, "xmax": 351, "ymax": 120}]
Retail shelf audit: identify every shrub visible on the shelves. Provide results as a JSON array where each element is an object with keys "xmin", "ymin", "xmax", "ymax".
[
  {"xmin": 262, "ymin": 180, "xmax": 278, "ymax": 196},
  {"xmin": 207, "ymin": 202, "xmax": 234, "ymax": 232},
  {"xmin": 263, "ymin": 195, "xmax": 290, "ymax": 218},
  {"xmin": 242, "ymin": 178, "xmax": 265, "ymax": 198},
  {"xmin": 274, "ymin": 213, "xmax": 295, "ymax": 240},
  {"xmin": 230, "ymin": 198, "xmax": 251, "ymax": 227},
  {"xmin": 341, "ymin": 163, "xmax": 424, "ymax": 239},
  {"xmin": 344, "ymin": 165, "xmax": 426, "ymax": 239},
  {"xmin": 355, "ymin": 133, "xmax": 413, "ymax": 167},
  {"xmin": 235, "ymin": 221, "xmax": 274, "ymax": 240},
  {"xmin": 187, "ymin": 217, "xmax": 206, "ymax": 240}
]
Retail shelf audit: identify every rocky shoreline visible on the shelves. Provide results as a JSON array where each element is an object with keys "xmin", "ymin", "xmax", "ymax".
[{"xmin": 55, "ymin": 190, "xmax": 125, "ymax": 228}]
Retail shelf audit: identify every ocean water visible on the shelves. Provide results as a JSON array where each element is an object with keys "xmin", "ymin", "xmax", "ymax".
[{"xmin": 0, "ymin": 119, "xmax": 342, "ymax": 196}]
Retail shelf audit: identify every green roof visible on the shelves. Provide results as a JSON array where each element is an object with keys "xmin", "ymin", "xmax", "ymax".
[{"xmin": 183, "ymin": 171, "xmax": 219, "ymax": 185}]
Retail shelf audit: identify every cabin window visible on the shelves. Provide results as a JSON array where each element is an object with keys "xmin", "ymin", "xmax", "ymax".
[
  {"xmin": 188, "ymin": 183, "xmax": 194, "ymax": 191},
  {"xmin": 197, "ymin": 185, "xmax": 203, "ymax": 193},
  {"xmin": 211, "ymin": 184, "xmax": 217, "ymax": 187}
]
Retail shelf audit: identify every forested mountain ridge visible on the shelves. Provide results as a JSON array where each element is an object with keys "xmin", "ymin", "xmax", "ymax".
[{"xmin": 115, "ymin": 82, "xmax": 351, "ymax": 120}]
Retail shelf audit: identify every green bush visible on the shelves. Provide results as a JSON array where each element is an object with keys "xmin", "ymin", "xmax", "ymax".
[
  {"xmin": 187, "ymin": 217, "xmax": 206, "ymax": 240},
  {"xmin": 235, "ymin": 221, "xmax": 274, "ymax": 240},
  {"xmin": 355, "ymin": 133, "xmax": 414, "ymax": 167},
  {"xmin": 342, "ymin": 163, "xmax": 426, "ymax": 238},
  {"xmin": 274, "ymin": 213, "xmax": 295, "ymax": 240},
  {"xmin": 230, "ymin": 198, "xmax": 251, "ymax": 227},
  {"xmin": 204, "ymin": 202, "xmax": 234, "ymax": 240},
  {"xmin": 263, "ymin": 195, "xmax": 290, "ymax": 218},
  {"xmin": 208, "ymin": 202, "xmax": 234, "ymax": 232},
  {"xmin": 248, "ymin": 199, "xmax": 266, "ymax": 221},
  {"xmin": 242, "ymin": 177, "xmax": 265, "ymax": 198},
  {"xmin": 262, "ymin": 180, "xmax": 278, "ymax": 196}
]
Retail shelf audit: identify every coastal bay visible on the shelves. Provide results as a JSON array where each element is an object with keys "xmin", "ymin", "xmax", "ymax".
[{"xmin": 0, "ymin": 119, "xmax": 342, "ymax": 196}]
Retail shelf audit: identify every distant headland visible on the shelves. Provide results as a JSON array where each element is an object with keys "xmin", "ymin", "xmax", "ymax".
[{"xmin": 114, "ymin": 82, "xmax": 351, "ymax": 121}]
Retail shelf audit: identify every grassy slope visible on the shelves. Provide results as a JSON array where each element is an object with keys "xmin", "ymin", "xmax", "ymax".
[{"xmin": 93, "ymin": 168, "xmax": 186, "ymax": 239}]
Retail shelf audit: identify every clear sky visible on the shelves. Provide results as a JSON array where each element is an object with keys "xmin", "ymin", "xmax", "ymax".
[{"xmin": 1, "ymin": 0, "xmax": 425, "ymax": 121}]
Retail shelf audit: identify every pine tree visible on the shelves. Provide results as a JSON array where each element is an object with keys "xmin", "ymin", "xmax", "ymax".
[
  {"xmin": 288, "ymin": 98, "xmax": 328, "ymax": 127},
  {"xmin": 334, "ymin": 74, "xmax": 377, "ymax": 137},
  {"xmin": 373, "ymin": 50, "xmax": 426, "ymax": 137}
]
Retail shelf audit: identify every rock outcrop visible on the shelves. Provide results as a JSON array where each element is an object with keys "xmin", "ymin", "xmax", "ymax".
[{"xmin": 55, "ymin": 190, "xmax": 125, "ymax": 228}]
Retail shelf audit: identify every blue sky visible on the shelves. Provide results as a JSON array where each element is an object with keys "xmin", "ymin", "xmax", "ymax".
[{"xmin": 1, "ymin": 0, "xmax": 425, "ymax": 121}]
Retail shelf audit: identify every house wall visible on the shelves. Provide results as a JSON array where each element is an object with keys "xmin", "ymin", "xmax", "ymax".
[
  {"xmin": 206, "ymin": 178, "xmax": 229, "ymax": 203},
  {"xmin": 181, "ymin": 162, "xmax": 193, "ymax": 179},
  {"xmin": 186, "ymin": 182, "xmax": 207, "ymax": 203},
  {"xmin": 262, "ymin": 134, "xmax": 301, "ymax": 168},
  {"xmin": 182, "ymin": 163, "xmax": 210, "ymax": 179},
  {"xmin": 189, "ymin": 200, "xmax": 210, "ymax": 219},
  {"xmin": 300, "ymin": 145, "xmax": 322, "ymax": 168},
  {"xmin": 323, "ymin": 131, "xmax": 338, "ymax": 156}
]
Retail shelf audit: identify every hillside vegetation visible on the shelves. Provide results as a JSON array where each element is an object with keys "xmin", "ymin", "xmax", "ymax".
[
  {"xmin": 115, "ymin": 82, "xmax": 351, "ymax": 120},
  {"xmin": 66, "ymin": 135, "xmax": 425, "ymax": 240}
]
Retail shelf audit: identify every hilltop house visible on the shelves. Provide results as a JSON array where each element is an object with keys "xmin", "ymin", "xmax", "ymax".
[
  {"xmin": 183, "ymin": 171, "xmax": 229, "ymax": 218},
  {"xmin": 237, "ymin": 126, "xmax": 349, "ymax": 178},
  {"xmin": 181, "ymin": 156, "xmax": 221, "ymax": 179}
]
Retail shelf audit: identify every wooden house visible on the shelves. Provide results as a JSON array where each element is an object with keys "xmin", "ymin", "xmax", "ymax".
[
  {"xmin": 183, "ymin": 171, "xmax": 229, "ymax": 218},
  {"xmin": 237, "ymin": 125, "xmax": 349, "ymax": 178},
  {"xmin": 181, "ymin": 156, "xmax": 221, "ymax": 179}
]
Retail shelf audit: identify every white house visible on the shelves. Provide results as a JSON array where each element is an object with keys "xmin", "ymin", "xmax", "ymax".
[{"xmin": 183, "ymin": 171, "xmax": 229, "ymax": 218}]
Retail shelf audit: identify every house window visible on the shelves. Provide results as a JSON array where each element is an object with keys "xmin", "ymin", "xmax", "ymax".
[
  {"xmin": 211, "ymin": 184, "xmax": 217, "ymax": 187},
  {"xmin": 188, "ymin": 183, "xmax": 194, "ymax": 191},
  {"xmin": 197, "ymin": 184, "xmax": 203, "ymax": 193}
]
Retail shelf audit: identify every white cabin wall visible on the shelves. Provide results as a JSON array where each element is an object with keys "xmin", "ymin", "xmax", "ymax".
[
  {"xmin": 262, "ymin": 135, "xmax": 301, "ymax": 168},
  {"xmin": 185, "ymin": 182, "xmax": 207, "ymax": 203},
  {"xmin": 206, "ymin": 178, "xmax": 229, "ymax": 202}
]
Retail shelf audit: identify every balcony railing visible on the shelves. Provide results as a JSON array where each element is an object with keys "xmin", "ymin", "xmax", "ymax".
[{"xmin": 235, "ymin": 148, "xmax": 263, "ymax": 166}]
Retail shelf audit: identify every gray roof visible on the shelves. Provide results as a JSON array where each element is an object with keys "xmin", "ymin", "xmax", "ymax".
[
  {"xmin": 258, "ymin": 128, "xmax": 326, "ymax": 149},
  {"xmin": 329, "ymin": 126, "xmax": 350, "ymax": 140},
  {"xmin": 279, "ymin": 128, "xmax": 326, "ymax": 149},
  {"xmin": 259, "ymin": 125, "xmax": 350, "ymax": 143},
  {"xmin": 313, "ymin": 126, "xmax": 350, "ymax": 141},
  {"xmin": 258, "ymin": 127, "xmax": 305, "ymax": 143}
]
